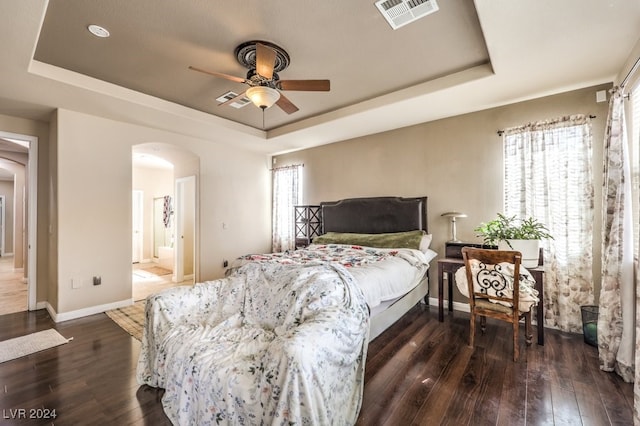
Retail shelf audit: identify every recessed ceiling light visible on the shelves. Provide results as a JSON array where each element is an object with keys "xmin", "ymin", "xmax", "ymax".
[{"xmin": 87, "ymin": 24, "xmax": 110, "ymax": 38}]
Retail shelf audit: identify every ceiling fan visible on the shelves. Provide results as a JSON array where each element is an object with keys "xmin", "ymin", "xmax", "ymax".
[{"xmin": 189, "ymin": 40, "xmax": 330, "ymax": 114}]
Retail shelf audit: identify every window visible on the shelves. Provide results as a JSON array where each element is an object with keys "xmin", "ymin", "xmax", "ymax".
[
  {"xmin": 630, "ymin": 85, "xmax": 640, "ymax": 256},
  {"xmin": 272, "ymin": 164, "xmax": 302, "ymax": 252},
  {"xmin": 503, "ymin": 115, "xmax": 594, "ymax": 332}
]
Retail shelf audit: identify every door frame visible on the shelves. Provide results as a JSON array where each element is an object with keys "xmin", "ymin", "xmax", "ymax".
[
  {"xmin": 132, "ymin": 190, "xmax": 144, "ymax": 263},
  {"xmin": 174, "ymin": 175, "xmax": 196, "ymax": 283},
  {"xmin": 0, "ymin": 130, "xmax": 37, "ymax": 311}
]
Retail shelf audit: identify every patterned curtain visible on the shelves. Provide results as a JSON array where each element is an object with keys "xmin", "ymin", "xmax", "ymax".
[
  {"xmin": 503, "ymin": 115, "xmax": 595, "ymax": 332},
  {"xmin": 599, "ymin": 87, "xmax": 635, "ymax": 383},
  {"xmin": 272, "ymin": 165, "xmax": 301, "ymax": 252}
]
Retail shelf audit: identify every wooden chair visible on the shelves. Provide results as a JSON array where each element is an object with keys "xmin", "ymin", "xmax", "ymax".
[{"xmin": 461, "ymin": 247, "xmax": 533, "ymax": 361}]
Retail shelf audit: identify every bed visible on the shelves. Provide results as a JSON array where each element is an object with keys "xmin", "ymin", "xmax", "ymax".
[
  {"xmin": 318, "ymin": 196, "xmax": 433, "ymax": 338},
  {"xmin": 136, "ymin": 196, "xmax": 434, "ymax": 425}
]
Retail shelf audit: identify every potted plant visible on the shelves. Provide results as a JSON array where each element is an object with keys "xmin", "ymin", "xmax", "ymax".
[{"xmin": 474, "ymin": 213, "xmax": 552, "ymax": 267}]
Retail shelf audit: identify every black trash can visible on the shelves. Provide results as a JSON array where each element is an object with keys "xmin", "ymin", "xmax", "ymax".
[{"xmin": 581, "ymin": 305, "xmax": 598, "ymax": 347}]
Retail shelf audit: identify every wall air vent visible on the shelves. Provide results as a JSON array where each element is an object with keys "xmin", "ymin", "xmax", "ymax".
[
  {"xmin": 375, "ymin": 0, "xmax": 439, "ymax": 30},
  {"xmin": 215, "ymin": 91, "xmax": 251, "ymax": 109}
]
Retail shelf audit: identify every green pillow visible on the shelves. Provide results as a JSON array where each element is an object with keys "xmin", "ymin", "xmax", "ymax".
[{"xmin": 313, "ymin": 230, "xmax": 424, "ymax": 249}]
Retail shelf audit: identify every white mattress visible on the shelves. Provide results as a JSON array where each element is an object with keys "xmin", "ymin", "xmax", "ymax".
[{"xmin": 348, "ymin": 248, "xmax": 436, "ymax": 309}]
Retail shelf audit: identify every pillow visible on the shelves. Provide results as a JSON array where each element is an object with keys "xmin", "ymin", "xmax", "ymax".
[
  {"xmin": 419, "ymin": 234, "xmax": 433, "ymax": 252},
  {"xmin": 312, "ymin": 230, "xmax": 425, "ymax": 250}
]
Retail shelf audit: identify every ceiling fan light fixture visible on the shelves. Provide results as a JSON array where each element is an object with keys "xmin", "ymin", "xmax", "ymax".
[{"xmin": 246, "ymin": 86, "xmax": 280, "ymax": 109}]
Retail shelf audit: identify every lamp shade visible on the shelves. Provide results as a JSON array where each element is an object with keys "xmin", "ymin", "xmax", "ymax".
[
  {"xmin": 441, "ymin": 211, "xmax": 467, "ymax": 218},
  {"xmin": 246, "ymin": 86, "xmax": 280, "ymax": 109}
]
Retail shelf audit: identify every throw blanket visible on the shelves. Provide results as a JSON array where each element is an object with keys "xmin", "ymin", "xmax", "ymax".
[
  {"xmin": 137, "ymin": 261, "xmax": 370, "ymax": 425},
  {"xmin": 454, "ymin": 260, "xmax": 539, "ymax": 312}
]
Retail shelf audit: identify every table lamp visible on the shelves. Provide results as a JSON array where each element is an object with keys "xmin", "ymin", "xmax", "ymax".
[{"xmin": 441, "ymin": 211, "xmax": 467, "ymax": 242}]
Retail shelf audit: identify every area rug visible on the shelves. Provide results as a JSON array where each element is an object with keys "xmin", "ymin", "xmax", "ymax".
[
  {"xmin": 0, "ymin": 329, "xmax": 71, "ymax": 364},
  {"xmin": 106, "ymin": 301, "xmax": 145, "ymax": 341},
  {"xmin": 143, "ymin": 265, "xmax": 172, "ymax": 276}
]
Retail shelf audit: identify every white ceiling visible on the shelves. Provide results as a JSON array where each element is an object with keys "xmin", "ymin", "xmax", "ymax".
[{"xmin": 0, "ymin": 1, "xmax": 638, "ymax": 156}]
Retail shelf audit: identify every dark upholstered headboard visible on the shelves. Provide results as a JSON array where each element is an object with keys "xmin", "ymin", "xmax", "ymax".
[{"xmin": 320, "ymin": 196, "xmax": 428, "ymax": 234}]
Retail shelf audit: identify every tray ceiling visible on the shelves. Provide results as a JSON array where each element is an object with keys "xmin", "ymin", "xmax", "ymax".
[{"xmin": 33, "ymin": 0, "xmax": 489, "ymax": 131}]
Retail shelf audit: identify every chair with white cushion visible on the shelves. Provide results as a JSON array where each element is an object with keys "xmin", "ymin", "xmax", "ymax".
[{"xmin": 461, "ymin": 247, "xmax": 533, "ymax": 361}]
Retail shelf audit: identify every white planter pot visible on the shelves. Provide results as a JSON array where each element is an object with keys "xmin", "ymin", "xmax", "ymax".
[{"xmin": 498, "ymin": 239, "xmax": 540, "ymax": 268}]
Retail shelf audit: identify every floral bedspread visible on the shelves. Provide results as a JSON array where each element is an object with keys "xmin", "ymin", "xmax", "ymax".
[
  {"xmin": 136, "ymin": 261, "xmax": 370, "ymax": 425},
  {"xmin": 234, "ymin": 243, "xmax": 425, "ymax": 269}
]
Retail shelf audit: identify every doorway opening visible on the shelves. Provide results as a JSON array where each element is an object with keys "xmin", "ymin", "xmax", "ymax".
[
  {"xmin": 0, "ymin": 131, "xmax": 37, "ymax": 315},
  {"xmin": 131, "ymin": 143, "xmax": 198, "ymax": 301}
]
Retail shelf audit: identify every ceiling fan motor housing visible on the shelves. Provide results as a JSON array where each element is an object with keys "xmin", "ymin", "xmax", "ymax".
[
  {"xmin": 246, "ymin": 69, "xmax": 280, "ymax": 88},
  {"xmin": 234, "ymin": 40, "xmax": 290, "ymax": 74}
]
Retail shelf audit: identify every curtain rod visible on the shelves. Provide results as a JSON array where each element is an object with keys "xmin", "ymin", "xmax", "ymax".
[
  {"xmin": 497, "ymin": 115, "xmax": 596, "ymax": 136},
  {"xmin": 621, "ymin": 56, "xmax": 640, "ymax": 89},
  {"xmin": 270, "ymin": 163, "xmax": 304, "ymax": 171}
]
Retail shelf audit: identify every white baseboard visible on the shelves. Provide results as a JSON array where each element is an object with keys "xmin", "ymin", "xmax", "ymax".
[
  {"xmin": 44, "ymin": 298, "xmax": 134, "ymax": 323},
  {"xmin": 172, "ymin": 273, "xmax": 193, "ymax": 283},
  {"xmin": 428, "ymin": 296, "xmax": 470, "ymax": 313}
]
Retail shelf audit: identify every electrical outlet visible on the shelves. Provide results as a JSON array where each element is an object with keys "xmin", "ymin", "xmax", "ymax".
[
  {"xmin": 71, "ymin": 278, "xmax": 81, "ymax": 289},
  {"xmin": 93, "ymin": 276, "xmax": 101, "ymax": 286}
]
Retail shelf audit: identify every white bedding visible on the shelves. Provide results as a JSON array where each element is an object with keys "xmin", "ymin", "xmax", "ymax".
[
  {"xmin": 345, "ymin": 246, "xmax": 435, "ymax": 308},
  {"xmin": 137, "ymin": 262, "xmax": 369, "ymax": 425},
  {"xmin": 233, "ymin": 244, "xmax": 434, "ymax": 310},
  {"xmin": 138, "ymin": 244, "xmax": 433, "ymax": 424}
]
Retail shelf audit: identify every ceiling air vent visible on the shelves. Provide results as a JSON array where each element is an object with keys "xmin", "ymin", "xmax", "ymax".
[
  {"xmin": 215, "ymin": 91, "xmax": 251, "ymax": 109},
  {"xmin": 375, "ymin": 0, "xmax": 439, "ymax": 30}
]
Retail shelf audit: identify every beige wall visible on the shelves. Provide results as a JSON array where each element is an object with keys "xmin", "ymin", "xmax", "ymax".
[
  {"xmin": 0, "ymin": 180, "xmax": 14, "ymax": 255},
  {"xmin": 52, "ymin": 108, "xmax": 271, "ymax": 315},
  {"xmin": 274, "ymin": 83, "xmax": 611, "ymax": 303}
]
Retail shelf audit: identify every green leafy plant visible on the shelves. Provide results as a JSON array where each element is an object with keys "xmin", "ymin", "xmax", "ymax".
[{"xmin": 474, "ymin": 213, "xmax": 553, "ymax": 245}]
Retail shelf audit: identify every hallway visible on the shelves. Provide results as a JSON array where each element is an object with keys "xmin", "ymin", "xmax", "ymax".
[{"xmin": 0, "ymin": 256, "xmax": 25, "ymax": 315}]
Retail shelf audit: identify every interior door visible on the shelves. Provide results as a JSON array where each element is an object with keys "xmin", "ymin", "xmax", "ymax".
[
  {"xmin": 174, "ymin": 176, "xmax": 195, "ymax": 283},
  {"xmin": 132, "ymin": 190, "xmax": 144, "ymax": 263}
]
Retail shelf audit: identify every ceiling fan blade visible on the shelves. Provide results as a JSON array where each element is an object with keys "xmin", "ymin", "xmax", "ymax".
[
  {"xmin": 275, "ymin": 93, "xmax": 299, "ymax": 114},
  {"xmin": 218, "ymin": 90, "xmax": 247, "ymax": 107},
  {"xmin": 256, "ymin": 43, "xmax": 276, "ymax": 80},
  {"xmin": 188, "ymin": 66, "xmax": 247, "ymax": 84},
  {"xmin": 277, "ymin": 79, "xmax": 330, "ymax": 91}
]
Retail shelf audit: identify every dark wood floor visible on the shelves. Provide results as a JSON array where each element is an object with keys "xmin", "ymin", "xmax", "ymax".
[{"xmin": 0, "ymin": 304, "xmax": 633, "ymax": 425}]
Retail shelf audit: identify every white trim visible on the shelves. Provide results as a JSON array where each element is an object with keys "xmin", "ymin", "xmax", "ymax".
[
  {"xmin": 172, "ymin": 273, "xmax": 194, "ymax": 283},
  {"xmin": 0, "ymin": 195, "xmax": 5, "ymax": 256},
  {"xmin": 174, "ymin": 176, "xmax": 197, "ymax": 283},
  {"xmin": 427, "ymin": 296, "xmax": 470, "ymax": 313},
  {"xmin": 132, "ymin": 190, "xmax": 144, "ymax": 263},
  {"xmin": 0, "ymin": 131, "xmax": 37, "ymax": 312},
  {"xmin": 44, "ymin": 298, "xmax": 133, "ymax": 323}
]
